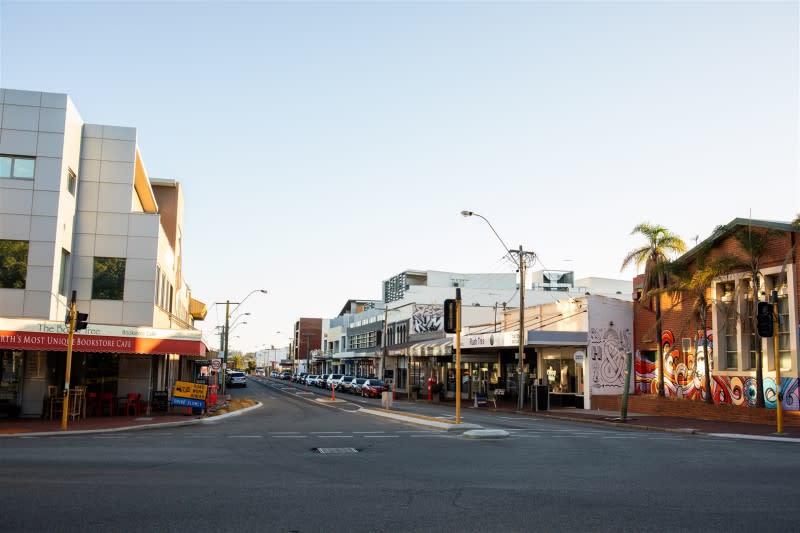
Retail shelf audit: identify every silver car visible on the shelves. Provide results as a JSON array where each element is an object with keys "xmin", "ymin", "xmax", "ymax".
[{"xmin": 227, "ymin": 371, "xmax": 247, "ymax": 388}]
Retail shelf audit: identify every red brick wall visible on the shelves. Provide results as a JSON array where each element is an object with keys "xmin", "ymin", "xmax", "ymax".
[{"xmin": 592, "ymin": 395, "xmax": 800, "ymax": 426}]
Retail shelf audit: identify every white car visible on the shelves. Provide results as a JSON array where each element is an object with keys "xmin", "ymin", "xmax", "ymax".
[{"xmin": 227, "ymin": 371, "xmax": 247, "ymax": 388}]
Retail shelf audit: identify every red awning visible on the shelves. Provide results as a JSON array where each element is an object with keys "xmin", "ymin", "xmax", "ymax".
[{"xmin": 0, "ymin": 329, "xmax": 206, "ymax": 357}]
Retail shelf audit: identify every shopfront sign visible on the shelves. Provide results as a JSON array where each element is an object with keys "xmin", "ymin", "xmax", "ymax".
[
  {"xmin": 573, "ymin": 350, "xmax": 586, "ymax": 364},
  {"xmin": 0, "ymin": 318, "xmax": 206, "ymax": 356},
  {"xmin": 173, "ymin": 380, "xmax": 208, "ymax": 401}
]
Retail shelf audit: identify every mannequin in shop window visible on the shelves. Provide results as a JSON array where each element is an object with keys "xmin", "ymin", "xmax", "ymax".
[{"xmin": 561, "ymin": 365, "xmax": 570, "ymax": 393}]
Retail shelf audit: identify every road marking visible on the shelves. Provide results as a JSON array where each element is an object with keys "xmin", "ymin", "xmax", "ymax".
[
  {"xmin": 410, "ymin": 434, "xmax": 448, "ymax": 438},
  {"xmin": 228, "ymin": 435, "xmax": 263, "ymax": 439},
  {"xmin": 318, "ymin": 435, "xmax": 353, "ymax": 438},
  {"xmin": 363, "ymin": 435, "xmax": 399, "ymax": 438},
  {"xmin": 311, "ymin": 431, "xmax": 343, "ymax": 434},
  {"xmin": 269, "ymin": 432, "xmax": 300, "ymax": 434},
  {"xmin": 353, "ymin": 431, "xmax": 385, "ymax": 434},
  {"xmin": 272, "ymin": 435, "xmax": 307, "ymax": 438},
  {"xmin": 601, "ymin": 436, "xmax": 639, "ymax": 439},
  {"xmin": 551, "ymin": 435, "xmax": 590, "ymax": 438}
]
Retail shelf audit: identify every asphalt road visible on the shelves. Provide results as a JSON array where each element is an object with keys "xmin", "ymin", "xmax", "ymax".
[{"xmin": 1, "ymin": 376, "xmax": 798, "ymax": 533}]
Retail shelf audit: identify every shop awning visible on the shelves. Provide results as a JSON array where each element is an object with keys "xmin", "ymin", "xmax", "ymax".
[
  {"xmin": 0, "ymin": 318, "xmax": 207, "ymax": 357},
  {"xmin": 527, "ymin": 331, "xmax": 588, "ymax": 346},
  {"xmin": 409, "ymin": 337, "xmax": 453, "ymax": 357}
]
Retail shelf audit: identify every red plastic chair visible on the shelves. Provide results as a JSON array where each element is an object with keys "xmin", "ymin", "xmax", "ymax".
[
  {"xmin": 124, "ymin": 393, "xmax": 139, "ymax": 416},
  {"xmin": 100, "ymin": 392, "xmax": 114, "ymax": 416}
]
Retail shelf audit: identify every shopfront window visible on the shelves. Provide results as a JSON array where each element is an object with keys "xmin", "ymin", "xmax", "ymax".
[
  {"xmin": 0, "ymin": 350, "xmax": 23, "ymax": 409},
  {"xmin": 543, "ymin": 357, "xmax": 576, "ymax": 393}
]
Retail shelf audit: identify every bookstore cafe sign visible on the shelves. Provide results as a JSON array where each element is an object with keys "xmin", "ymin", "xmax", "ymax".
[{"xmin": 0, "ymin": 318, "xmax": 206, "ymax": 357}]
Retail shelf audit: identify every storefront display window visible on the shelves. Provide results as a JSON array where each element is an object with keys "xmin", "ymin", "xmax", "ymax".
[{"xmin": 1, "ymin": 350, "xmax": 23, "ymax": 411}]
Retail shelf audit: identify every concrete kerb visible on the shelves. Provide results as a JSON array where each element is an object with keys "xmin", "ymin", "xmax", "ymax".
[
  {"xmin": 201, "ymin": 401, "xmax": 263, "ymax": 423},
  {"xmin": 0, "ymin": 401, "xmax": 264, "ymax": 438},
  {"xmin": 360, "ymin": 408, "xmax": 482, "ymax": 431},
  {"xmin": 536, "ymin": 412, "xmax": 701, "ymax": 435}
]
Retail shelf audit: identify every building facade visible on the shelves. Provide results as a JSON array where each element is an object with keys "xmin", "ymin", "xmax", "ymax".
[
  {"xmin": 633, "ymin": 218, "xmax": 799, "ymax": 410},
  {"xmin": 0, "ymin": 89, "xmax": 207, "ymax": 418}
]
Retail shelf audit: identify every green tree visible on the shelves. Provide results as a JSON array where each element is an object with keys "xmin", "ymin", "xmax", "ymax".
[
  {"xmin": 732, "ymin": 224, "xmax": 783, "ymax": 408},
  {"xmin": 669, "ymin": 234, "xmax": 738, "ymax": 404},
  {"xmin": 622, "ymin": 223, "xmax": 687, "ymax": 397}
]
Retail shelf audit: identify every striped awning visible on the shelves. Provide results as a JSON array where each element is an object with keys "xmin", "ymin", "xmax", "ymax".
[{"xmin": 409, "ymin": 337, "xmax": 453, "ymax": 357}]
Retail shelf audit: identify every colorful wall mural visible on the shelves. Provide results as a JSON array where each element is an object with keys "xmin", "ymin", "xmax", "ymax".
[
  {"xmin": 412, "ymin": 304, "xmax": 443, "ymax": 333},
  {"xmin": 634, "ymin": 329, "xmax": 800, "ymax": 411}
]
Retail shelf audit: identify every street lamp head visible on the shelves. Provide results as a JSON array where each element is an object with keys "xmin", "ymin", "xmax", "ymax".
[
  {"xmin": 460, "ymin": 210, "xmax": 474, "ymax": 217},
  {"xmin": 259, "ymin": 289, "xmax": 268, "ymax": 294}
]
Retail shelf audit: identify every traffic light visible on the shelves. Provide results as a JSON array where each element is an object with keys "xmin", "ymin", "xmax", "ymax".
[
  {"xmin": 75, "ymin": 312, "xmax": 89, "ymax": 331},
  {"xmin": 444, "ymin": 299, "xmax": 457, "ymax": 333},
  {"xmin": 756, "ymin": 301, "xmax": 773, "ymax": 338}
]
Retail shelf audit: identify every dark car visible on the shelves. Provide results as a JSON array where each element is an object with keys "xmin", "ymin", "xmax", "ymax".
[
  {"xmin": 361, "ymin": 379, "xmax": 388, "ymax": 398},
  {"xmin": 350, "ymin": 377, "xmax": 368, "ymax": 395}
]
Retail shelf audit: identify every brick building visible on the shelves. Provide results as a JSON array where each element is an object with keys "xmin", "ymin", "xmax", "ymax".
[{"xmin": 632, "ymin": 218, "xmax": 798, "ymax": 410}]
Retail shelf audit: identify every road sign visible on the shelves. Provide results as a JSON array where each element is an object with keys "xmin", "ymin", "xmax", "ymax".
[{"xmin": 211, "ymin": 359, "xmax": 221, "ymax": 371}]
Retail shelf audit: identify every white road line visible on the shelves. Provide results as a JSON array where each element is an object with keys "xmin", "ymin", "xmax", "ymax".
[
  {"xmin": 318, "ymin": 435, "xmax": 353, "ymax": 438},
  {"xmin": 228, "ymin": 435, "xmax": 263, "ymax": 439},
  {"xmin": 272, "ymin": 435, "xmax": 307, "ymax": 438},
  {"xmin": 410, "ymin": 434, "xmax": 448, "ymax": 438},
  {"xmin": 269, "ymin": 432, "xmax": 300, "ymax": 434},
  {"xmin": 353, "ymin": 431, "xmax": 386, "ymax": 434},
  {"xmin": 602, "ymin": 436, "xmax": 639, "ymax": 439},
  {"xmin": 311, "ymin": 431, "xmax": 343, "ymax": 434},
  {"xmin": 363, "ymin": 435, "xmax": 399, "ymax": 438}
]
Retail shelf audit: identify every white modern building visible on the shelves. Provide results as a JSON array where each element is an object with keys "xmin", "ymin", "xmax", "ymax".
[
  {"xmin": 317, "ymin": 269, "xmax": 631, "ymax": 398},
  {"xmin": 0, "ymin": 89, "xmax": 207, "ymax": 418}
]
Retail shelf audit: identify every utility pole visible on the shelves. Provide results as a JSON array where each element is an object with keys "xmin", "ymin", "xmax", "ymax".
[
  {"xmin": 222, "ymin": 300, "xmax": 230, "ymax": 395},
  {"xmin": 455, "ymin": 288, "xmax": 462, "ymax": 424},
  {"xmin": 303, "ymin": 332, "xmax": 313, "ymax": 374},
  {"xmin": 510, "ymin": 246, "xmax": 535, "ymax": 411}
]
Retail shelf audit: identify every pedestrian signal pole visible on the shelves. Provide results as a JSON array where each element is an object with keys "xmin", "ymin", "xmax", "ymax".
[
  {"xmin": 62, "ymin": 291, "xmax": 77, "ymax": 430},
  {"xmin": 771, "ymin": 291, "xmax": 783, "ymax": 435}
]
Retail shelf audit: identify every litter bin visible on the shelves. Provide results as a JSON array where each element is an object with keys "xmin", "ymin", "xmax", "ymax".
[
  {"xmin": 381, "ymin": 391, "xmax": 393, "ymax": 409},
  {"xmin": 533, "ymin": 385, "xmax": 549, "ymax": 411}
]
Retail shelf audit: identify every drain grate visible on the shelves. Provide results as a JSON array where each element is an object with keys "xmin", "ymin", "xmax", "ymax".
[{"xmin": 312, "ymin": 447, "xmax": 360, "ymax": 454}]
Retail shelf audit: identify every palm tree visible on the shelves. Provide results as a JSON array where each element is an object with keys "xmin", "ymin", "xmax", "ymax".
[
  {"xmin": 669, "ymin": 240, "xmax": 738, "ymax": 404},
  {"xmin": 731, "ymin": 224, "xmax": 782, "ymax": 408},
  {"xmin": 622, "ymin": 223, "xmax": 687, "ymax": 397}
]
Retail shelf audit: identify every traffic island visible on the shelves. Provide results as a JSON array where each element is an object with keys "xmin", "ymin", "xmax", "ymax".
[{"xmin": 462, "ymin": 429, "xmax": 510, "ymax": 439}]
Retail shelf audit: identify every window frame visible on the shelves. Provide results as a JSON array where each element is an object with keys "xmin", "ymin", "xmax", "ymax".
[
  {"xmin": 91, "ymin": 256, "xmax": 126, "ymax": 300},
  {"xmin": 0, "ymin": 155, "xmax": 36, "ymax": 180},
  {"xmin": 0, "ymin": 239, "xmax": 29, "ymax": 289}
]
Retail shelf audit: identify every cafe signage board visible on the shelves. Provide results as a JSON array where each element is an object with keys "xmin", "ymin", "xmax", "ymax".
[{"xmin": 173, "ymin": 380, "xmax": 208, "ymax": 401}]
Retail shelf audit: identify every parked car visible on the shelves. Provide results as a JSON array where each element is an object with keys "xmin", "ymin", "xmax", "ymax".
[
  {"xmin": 334, "ymin": 375, "xmax": 354, "ymax": 392},
  {"xmin": 297, "ymin": 373, "xmax": 308, "ymax": 383},
  {"xmin": 280, "ymin": 371, "xmax": 291, "ymax": 380},
  {"xmin": 361, "ymin": 379, "xmax": 388, "ymax": 398},
  {"xmin": 350, "ymin": 377, "xmax": 368, "ymax": 395},
  {"xmin": 270, "ymin": 370, "xmax": 279, "ymax": 378},
  {"xmin": 317, "ymin": 374, "xmax": 330, "ymax": 388},
  {"xmin": 304, "ymin": 374, "xmax": 318, "ymax": 386},
  {"xmin": 326, "ymin": 374, "xmax": 344, "ymax": 389},
  {"xmin": 227, "ymin": 371, "xmax": 247, "ymax": 388},
  {"xmin": 337, "ymin": 376, "xmax": 356, "ymax": 392}
]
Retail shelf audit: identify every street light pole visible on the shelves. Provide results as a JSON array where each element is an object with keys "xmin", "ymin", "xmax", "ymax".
[
  {"xmin": 218, "ymin": 289, "xmax": 267, "ymax": 396},
  {"xmin": 462, "ymin": 211, "xmax": 535, "ymax": 411}
]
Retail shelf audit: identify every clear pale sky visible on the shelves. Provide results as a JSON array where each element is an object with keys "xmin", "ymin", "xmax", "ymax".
[{"xmin": 1, "ymin": 0, "xmax": 798, "ymax": 353}]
